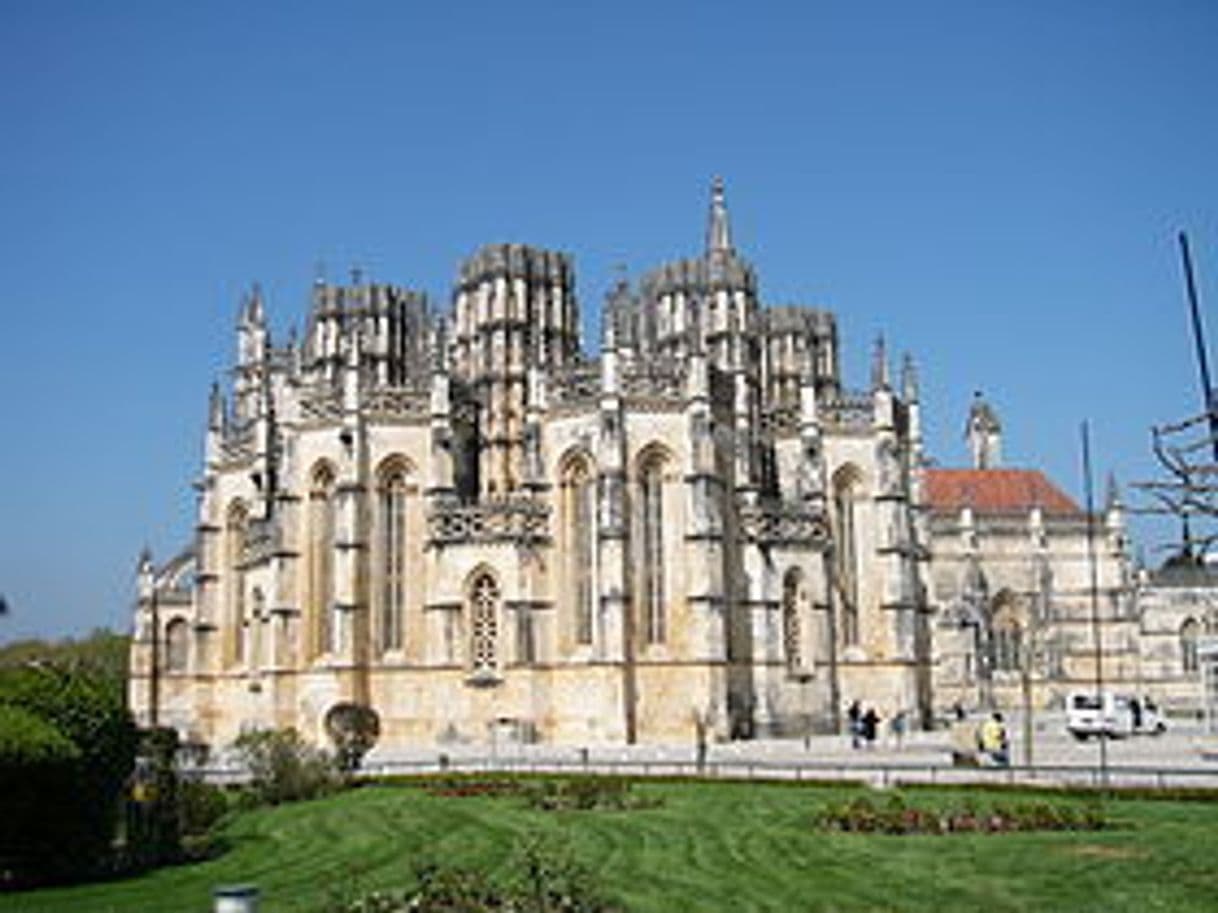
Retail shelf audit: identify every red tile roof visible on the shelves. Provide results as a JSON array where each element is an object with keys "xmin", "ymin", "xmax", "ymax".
[{"xmin": 924, "ymin": 468, "xmax": 1082, "ymax": 516}]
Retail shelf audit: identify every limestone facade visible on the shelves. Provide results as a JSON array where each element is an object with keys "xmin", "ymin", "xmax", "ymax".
[{"xmin": 129, "ymin": 181, "xmax": 933, "ymax": 749}]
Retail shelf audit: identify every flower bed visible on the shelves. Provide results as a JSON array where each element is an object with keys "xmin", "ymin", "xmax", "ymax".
[{"xmin": 816, "ymin": 794, "xmax": 1106, "ymax": 835}]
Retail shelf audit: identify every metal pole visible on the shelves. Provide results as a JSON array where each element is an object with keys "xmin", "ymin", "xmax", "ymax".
[
  {"xmin": 1178, "ymin": 231, "xmax": 1218, "ymax": 461},
  {"xmin": 1081, "ymin": 421, "xmax": 1107, "ymax": 786}
]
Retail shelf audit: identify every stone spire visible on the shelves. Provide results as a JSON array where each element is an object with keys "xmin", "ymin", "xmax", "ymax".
[
  {"xmin": 208, "ymin": 381, "xmax": 225, "ymax": 431},
  {"xmin": 706, "ymin": 176, "xmax": 733, "ymax": 256},
  {"xmin": 871, "ymin": 334, "xmax": 890, "ymax": 390},
  {"xmin": 901, "ymin": 353, "xmax": 919, "ymax": 402},
  {"xmin": 966, "ymin": 390, "xmax": 1002, "ymax": 470}
]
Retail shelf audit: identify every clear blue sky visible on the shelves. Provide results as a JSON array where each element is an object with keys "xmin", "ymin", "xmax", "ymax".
[{"xmin": 1, "ymin": 1, "xmax": 1215, "ymax": 640}]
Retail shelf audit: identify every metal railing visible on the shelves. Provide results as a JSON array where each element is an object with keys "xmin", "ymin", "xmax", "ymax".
[{"xmin": 193, "ymin": 755, "xmax": 1218, "ymax": 791}]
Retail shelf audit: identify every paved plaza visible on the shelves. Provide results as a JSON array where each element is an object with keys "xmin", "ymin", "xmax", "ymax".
[{"xmin": 358, "ymin": 711, "xmax": 1218, "ymax": 788}]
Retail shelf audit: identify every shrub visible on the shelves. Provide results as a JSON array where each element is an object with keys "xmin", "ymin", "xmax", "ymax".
[
  {"xmin": 524, "ymin": 777, "xmax": 662, "ymax": 812},
  {"xmin": 814, "ymin": 793, "xmax": 1107, "ymax": 836},
  {"xmin": 177, "ymin": 778, "xmax": 231, "ymax": 837},
  {"xmin": 323, "ymin": 833, "xmax": 622, "ymax": 912},
  {"xmin": 0, "ymin": 662, "xmax": 137, "ymax": 885},
  {"xmin": 324, "ymin": 703, "xmax": 381, "ymax": 775},
  {"xmin": 233, "ymin": 728, "xmax": 339, "ymax": 805},
  {"xmin": 0, "ymin": 704, "xmax": 83, "ymax": 885}
]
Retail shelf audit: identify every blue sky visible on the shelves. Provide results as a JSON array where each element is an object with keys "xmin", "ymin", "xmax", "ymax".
[{"xmin": 1, "ymin": 1, "xmax": 1215, "ymax": 640}]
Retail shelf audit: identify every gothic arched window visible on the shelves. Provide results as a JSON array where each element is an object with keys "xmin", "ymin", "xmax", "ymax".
[
  {"xmin": 308, "ymin": 463, "xmax": 336, "ymax": 658},
  {"xmin": 639, "ymin": 449, "xmax": 667, "ymax": 644},
  {"xmin": 832, "ymin": 466, "xmax": 862, "ymax": 646},
  {"xmin": 165, "ymin": 618, "xmax": 189, "ymax": 673},
  {"xmin": 561, "ymin": 453, "xmax": 596, "ymax": 646},
  {"xmin": 226, "ymin": 501, "xmax": 248, "ymax": 667},
  {"xmin": 1182, "ymin": 618, "xmax": 1200, "ymax": 674},
  {"xmin": 990, "ymin": 593, "xmax": 1023, "ymax": 673},
  {"xmin": 782, "ymin": 568, "xmax": 804, "ymax": 671},
  {"xmin": 469, "ymin": 571, "xmax": 500, "ymax": 675},
  {"xmin": 377, "ymin": 460, "xmax": 409, "ymax": 653}
]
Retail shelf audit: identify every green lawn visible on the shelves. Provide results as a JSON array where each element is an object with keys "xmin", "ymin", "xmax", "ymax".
[{"xmin": 3, "ymin": 779, "xmax": 1215, "ymax": 913}]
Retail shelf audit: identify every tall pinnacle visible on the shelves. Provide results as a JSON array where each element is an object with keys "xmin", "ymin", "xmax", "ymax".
[{"xmin": 706, "ymin": 175, "xmax": 733, "ymax": 255}]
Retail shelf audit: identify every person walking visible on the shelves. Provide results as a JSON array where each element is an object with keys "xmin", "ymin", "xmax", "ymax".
[
  {"xmin": 889, "ymin": 710, "xmax": 907, "ymax": 750},
  {"xmin": 861, "ymin": 707, "xmax": 879, "ymax": 749},
  {"xmin": 847, "ymin": 700, "xmax": 862, "ymax": 749}
]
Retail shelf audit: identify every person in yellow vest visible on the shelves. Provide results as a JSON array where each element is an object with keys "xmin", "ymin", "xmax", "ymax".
[{"xmin": 979, "ymin": 712, "xmax": 1009, "ymax": 767}]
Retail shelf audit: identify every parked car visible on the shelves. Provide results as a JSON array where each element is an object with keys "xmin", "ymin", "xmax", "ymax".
[{"xmin": 1067, "ymin": 691, "xmax": 1167, "ymax": 739}]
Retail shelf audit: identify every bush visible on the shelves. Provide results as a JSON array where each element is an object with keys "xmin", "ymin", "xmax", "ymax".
[
  {"xmin": 524, "ymin": 777, "xmax": 662, "ymax": 812},
  {"xmin": 814, "ymin": 793, "xmax": 1107, "ymax": 835},
  {"xmin": 0, "ymin": 704, "xmax": 83, "ymax": 885},
  {"xmin": 0, "ymin": 662, "xmax": 137, "ymax": 885},
  {"xmin": 233, "ymin": 728, "xmax": 340, "ymax": 806},
  {"xmin": 176, "ymin": 778, "xmax": 231, "ymax": 837},
  {"xmin": 324, "ymin": 703, "xmax": 381, "ymax": 775},
  {"xmin": 323, "ymin": 833, "xmax": 622, "ymax": 912}
]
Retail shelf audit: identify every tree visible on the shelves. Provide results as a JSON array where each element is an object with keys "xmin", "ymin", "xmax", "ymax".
[
  {"xmin": 324, "ymin": 703, "xmax": 381, "ymax": 774},
  {"xmin": 0, "ymin": 661, "xmax": 138, "ymax": 884}
]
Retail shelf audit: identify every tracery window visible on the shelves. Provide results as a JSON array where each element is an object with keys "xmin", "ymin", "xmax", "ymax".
[
  {"xmin": 1182, "ymin": 618, "xmax": 1200, "ymax": 674},
  {"xmin": 782, "ymin": 568, "xmax": 803, "ymax": 670},
  {"xmin": 226, "ymin": 501, "xmax": 248, "ymax": 667},
  {"xmin": 990, "ymin": 594, "xmax": 1023, "ymax": 673},
  {"xmin": 469, "ymin": 572, "xmax": 500, "ymax": 675},
  {"xmin": 378, "ymin": 462, "xmax": 408, "ymax": 653},
  {"xmin": 309, "ymin": 463, "xmax": 336, "ymax": 658},
  {"xmin": 639, "ymin": 451, "xmax": 667, "ymax": 644},
  {"xmin": 832, "ymin": 467, "xmax": 861, "ymax": 646},
  {"xmin": 561, "ymin": 454, "xmax": 596, "ymax": 646},
  {"xmin": 165, "ymin": 618, "xmax": 189, "ymax": 673}
]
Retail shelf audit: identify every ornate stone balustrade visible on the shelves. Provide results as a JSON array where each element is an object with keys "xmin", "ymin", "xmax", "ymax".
[
  {"xmin": 427, "ymin": 495, "xmax": 551, "ymax": 548},
  {"xmin": 822, "ymin": 389, "xmax": 873, "ymax": 431},
  {"xmin": 621, "ymin": 357, "xmax": 686, "ymax": 409},
  {"xmin": 364, "ymin": 386, "xmax": 429, "ymax": 421},
  {"xmin": 759, "ymin": 404, "xmax": 800, "ymax": 437},
  {"xmin": 738, "ymin": 499, "xmax": 829, "ymax": 548},
  {"xmin": 549, "ymin": 360, "xmax": 601, "ymax": 413},
  {"xmin": 299, "ymin": 386, "xmax": 343, "ymax": 423}
]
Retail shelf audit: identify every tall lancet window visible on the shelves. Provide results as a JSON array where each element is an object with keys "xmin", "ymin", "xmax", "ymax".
[
  {"xmin": 226, "ymin": 501, "xmax": 248, "ymax": 667},
  {"xmin": 832, "ymin": 466, "xmax": 861, "ymax": 646},
  {"xmin": 469, "ymin": 571, "xmax": 500, "ymax": 675},
  {"xmin": 561, "ymin": 454, "xmax": 596, "ymax": 646},
  {"xmin": 782, "ymin": 568, "xmax": 804, "ymax": 671},
  {"xmin": 308, "ymin": 463, "xmax": 336, "ymax": 658},
  {"xmin": 378, "ymin": 461, "xmax": 409, "ymax": 653},
  {"xmin": 639, "ymin": 450, "xmax": 667, "ymax": 645},
  {"xmin": 990, "ymin": 593, "xmax": 1023, "ymax": 672},
  {"xmin": 165, "ymin": 618, "xmax": 189, "ymax": 673},
  {"xmin": 1182, "ymin": 618, "xmax": 1200, "ymax": 674}
]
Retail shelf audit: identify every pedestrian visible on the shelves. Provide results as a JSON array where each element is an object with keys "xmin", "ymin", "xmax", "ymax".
[
  {"xmin": 890, "ymin": 710, "xmax": 907, "ymax": 749},
  {"xmin": 979, "ymin": 711, "xmax": 1009, "ymax": 766},
  {"xmin": 861, "ymin": 707, "xmax": 879, "ymax": 749},
  {"xmin": 847, "ymin": 700, "xmax": 862, "ymax": 749}
]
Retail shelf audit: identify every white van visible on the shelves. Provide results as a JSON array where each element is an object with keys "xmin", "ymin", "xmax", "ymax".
[{"xmin": 1066, "ymin": 691, "xmax": 1166, "ymax": 739}]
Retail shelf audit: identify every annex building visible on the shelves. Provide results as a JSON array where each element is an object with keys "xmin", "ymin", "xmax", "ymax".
[{"xmin": 129, "ymin": 182, "xmax": 1210, "ymax": 752}]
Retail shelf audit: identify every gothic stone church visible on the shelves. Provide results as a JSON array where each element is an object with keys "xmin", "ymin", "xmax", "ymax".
[{"xmin": 127, "ymin": 181, "xmax": 941, "ymax": 749}]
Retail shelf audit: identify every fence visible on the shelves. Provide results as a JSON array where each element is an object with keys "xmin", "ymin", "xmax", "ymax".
[{"xmin": 196, "ymin": 755, "xmax": 1218, "ymax": 791}]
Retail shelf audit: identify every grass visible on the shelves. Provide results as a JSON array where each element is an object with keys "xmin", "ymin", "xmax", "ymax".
[{"xmin": 3, "ymin": 778, "xmax": 1216, "ymax": 913}]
